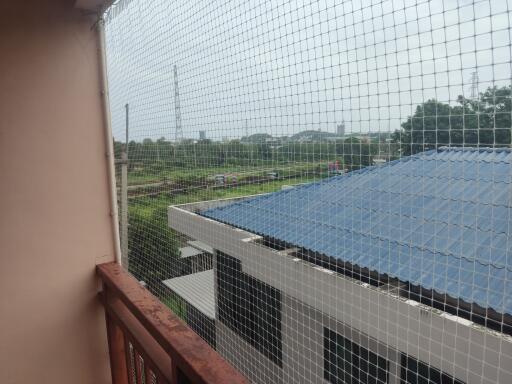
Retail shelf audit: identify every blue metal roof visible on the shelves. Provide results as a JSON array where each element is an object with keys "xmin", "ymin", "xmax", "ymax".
[{"xmin": 201, "ymin": 148, "xmax": 512, "ymax": 315}]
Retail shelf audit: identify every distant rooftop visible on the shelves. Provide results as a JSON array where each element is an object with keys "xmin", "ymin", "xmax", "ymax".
[{"xmin": 201, "ymin": 148, "xmax": 512, "ymax": 316}]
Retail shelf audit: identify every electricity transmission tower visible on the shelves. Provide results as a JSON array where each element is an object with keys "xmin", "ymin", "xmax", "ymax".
[
  {"xmin": 174, "ymin": 64, "xmax": 183, "ymax": 142},
  {"xmin": 469, "ymin": 71, "xmax": 479, "ymax": 99}
]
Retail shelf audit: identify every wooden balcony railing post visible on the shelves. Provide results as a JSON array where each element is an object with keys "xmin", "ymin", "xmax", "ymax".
[
  {"xmin": 124, "ymin": 335, "xmax": 135, "ymax": 384},
  {"xmin": 171, "ymin": 362, "xmax": 178, "ymax": 383},
  {"xmin": 106, "ymin": 309, "xmax": 130, "ymax": 384}
]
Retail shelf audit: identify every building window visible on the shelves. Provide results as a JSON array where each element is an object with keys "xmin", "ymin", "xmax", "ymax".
[
  {"xmin": 324, "ymin": 328, "xmax": 389, "ymax": 384},
  {"xmin": 400, "ymin": 354, "xmax": 465, "ymax": 384},
  {"xmin": 216, "ymin": 251, "xmax": 282, "ymax": 366},
  {"xmin": 186, "ymin": 304, "xmax": 216, "ymax": 349}
]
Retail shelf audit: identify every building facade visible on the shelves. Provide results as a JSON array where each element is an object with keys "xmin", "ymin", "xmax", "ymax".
[{"xmin": 167, "ymin": 149, "xmax": 512, "ymax": 384}]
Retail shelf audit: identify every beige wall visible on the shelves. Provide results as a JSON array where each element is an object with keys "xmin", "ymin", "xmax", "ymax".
[{"xmin": 0, "ymin": 1, "xmax": 115, "ymax": 383}]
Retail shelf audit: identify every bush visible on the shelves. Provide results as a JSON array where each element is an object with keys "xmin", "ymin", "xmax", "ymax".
[{"xmin": 127, "ymin": 203, "xmax": 180, "ymax": 293}]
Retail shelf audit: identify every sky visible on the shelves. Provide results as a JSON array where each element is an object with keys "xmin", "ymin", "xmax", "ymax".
[{"xmin": 104, "ymin": 0, "xmax": 512, "ymax": 142}]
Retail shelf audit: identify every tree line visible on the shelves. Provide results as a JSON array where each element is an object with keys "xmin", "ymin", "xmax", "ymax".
[
  {"xmin": 116, "ymin": 85, "xmax": 511, "ymax": 172},
  {"xmin": 124, "ymin": 85, "xmax": 511, "ymax": 295},
  {"xmin": 115, "ymin": 137, "xmax": 400, "ymax": 173},
  {"xmin": 392, "ymin": 85, "xmax": 511, "ymax": 155}
]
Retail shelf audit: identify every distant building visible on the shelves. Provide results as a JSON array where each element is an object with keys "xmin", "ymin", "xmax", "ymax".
[
  {"xmin": 336, "ymin": 122, "xmax": 345, "ymax": 136},
  {"xmin": 353, "ymin": 134, "xmax": 370, "ymax": 143},
  {"xmin": 372, "ymin": 157, "xmax": 387, "ymax": 166},
  {"xmin": 214, "ymin": 174, "xmax": 226, "ymax": 185},
  {"xmin": 199, "ymin": 130, "xmax": 206, "ymax": 140}
]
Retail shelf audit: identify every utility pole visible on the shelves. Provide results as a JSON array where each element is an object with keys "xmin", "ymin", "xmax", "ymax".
[
  {"xmin": 120, "ymin": 103, "xmax": 129, "ymax": 268},
  {"xmin": 244, "ymin": 119, "xmax": 251, "ymax": 164},
  {"xmin": 174, "ymin": 65, "xmax": 183, "ymax": 142}
]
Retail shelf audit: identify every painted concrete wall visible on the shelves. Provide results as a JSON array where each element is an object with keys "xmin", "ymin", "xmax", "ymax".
[
  {"xmin": 281, "ymin": 295, "xmax": 401, "ymax": 384},
  {"xmin": 0, "ymin": 1, "xmax": 115, "ymax": 383},
  {"xmin": 170, "ymin": 202, "xmax": 512, "ymax": 384},
  {"xmin": 216, "ymin": 322, "xmax": 284, "ymax": 384}
]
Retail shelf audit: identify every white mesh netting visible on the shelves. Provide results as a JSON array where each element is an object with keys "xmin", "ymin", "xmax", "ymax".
[{"xmin": 104, "ymin": 1, "xmax": 512, "ymax": 383}]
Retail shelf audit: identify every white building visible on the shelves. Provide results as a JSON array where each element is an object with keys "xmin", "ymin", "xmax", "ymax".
[
  {"xmin": 166, "ymin": 148, "xmax": 512, "ymax": 384},
  {"xmin": 337, "ymin": 122, "xmax": 345, "ymax": 137}
]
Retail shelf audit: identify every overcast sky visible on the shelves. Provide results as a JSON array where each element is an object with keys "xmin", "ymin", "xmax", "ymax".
[{"xmin": 105, "ymin": 0, "xmax": 512, "ymax": 141}]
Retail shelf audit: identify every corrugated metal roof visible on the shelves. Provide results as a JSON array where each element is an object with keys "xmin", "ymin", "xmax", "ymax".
[
  {"xmin": 162, "ymin": 270, "xmax": 215, "ymax": 319},
  {"xmin": 187, "ymin": 240, "xmax": 214, "ymax": 254},
  {"xmin": 201, "ymin": 148, "xmax": 512, "ymax": 315},
  {"xmin": 179, "ymin": 246, "xmax": 204, "ymax": 259}
]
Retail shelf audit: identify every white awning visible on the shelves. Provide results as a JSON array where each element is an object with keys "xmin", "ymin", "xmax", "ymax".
[
  {"xmin": 179, "ymin": 246, "xmax": 204, "ymax": 259},
  {"xmin": 187, "ymin": 240, "xmax": 214, "ymax": 254},
  {"xmin": 162, "ymin": 270, "xmax": 215, "ymax": 319}
]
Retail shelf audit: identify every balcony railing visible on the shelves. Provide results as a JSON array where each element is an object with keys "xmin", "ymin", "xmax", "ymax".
[{"xmin": 97, "ymin": 262, "xmax": 248, "ymax": 384}]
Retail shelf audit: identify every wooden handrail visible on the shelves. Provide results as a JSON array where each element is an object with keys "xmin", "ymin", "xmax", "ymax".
[{"xmin": 97, "ymin": 262, "xmax": 248, "ymax": 384}]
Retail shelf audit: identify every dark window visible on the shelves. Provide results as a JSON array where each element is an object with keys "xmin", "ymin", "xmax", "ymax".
[
  {"xmin": 324, "ymin": 328, "xmax": 389, "ymax": 384},
  {"xmin": 400, "ymin": 354, "xmax": 465, "ymax": 384},
  {"xmin": 186, "ymin": 304, "xmax": 216, "ymax": 349},
  {"xmin": 216, "ymin": 252, "xmax": 282, "ymax": 366}
]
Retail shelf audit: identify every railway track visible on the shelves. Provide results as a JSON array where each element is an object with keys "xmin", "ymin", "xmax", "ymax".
[{"xmin": 119, "ymin": 172, "xmax": 321, "ymax": 199}]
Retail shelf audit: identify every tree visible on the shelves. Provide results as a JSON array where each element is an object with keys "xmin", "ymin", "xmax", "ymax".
[
  {"xmin": 456, "ymin": 86, "xmax": 512, "ymax": 146},
  {"xmin": 392, "ymin": 99, "xmax": 460, "ymax": 156},
  {"xmin": 338, "ymin": 137, "xmax": 377, "ymax": 169},
  {"xmin": 393, "ymin": 86, "xmax": 511, "ymax": 155},
  {"xmin": 127, "ymin": 204, "xmax": 179, "ymax": 293}
]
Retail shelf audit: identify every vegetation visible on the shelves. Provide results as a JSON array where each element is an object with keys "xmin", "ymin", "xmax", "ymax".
[
  {"xmin": 115, "ymin": 137, "xmax": 398, "ymax": 187},
  {"xmin": 127, "ymin": 201, "xmax": 177, "ymax": 292},
  {"xmin": 123, "ymin": 85, "xmax": 512, "ymax": 316},
  {"xmin": 161, "ymin": 294, "xmax": 187, "ymax": 319},
  {"xmin": 126, "ymin": 162, "xmax": 325, "ymax": 186},
  {"xmin": 126, "ymin": 176, "xmax": 319, "ymax": 300},
  {"xmin": 392, "ymin": 85, "xmax": 512, "ymax": 155}
]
